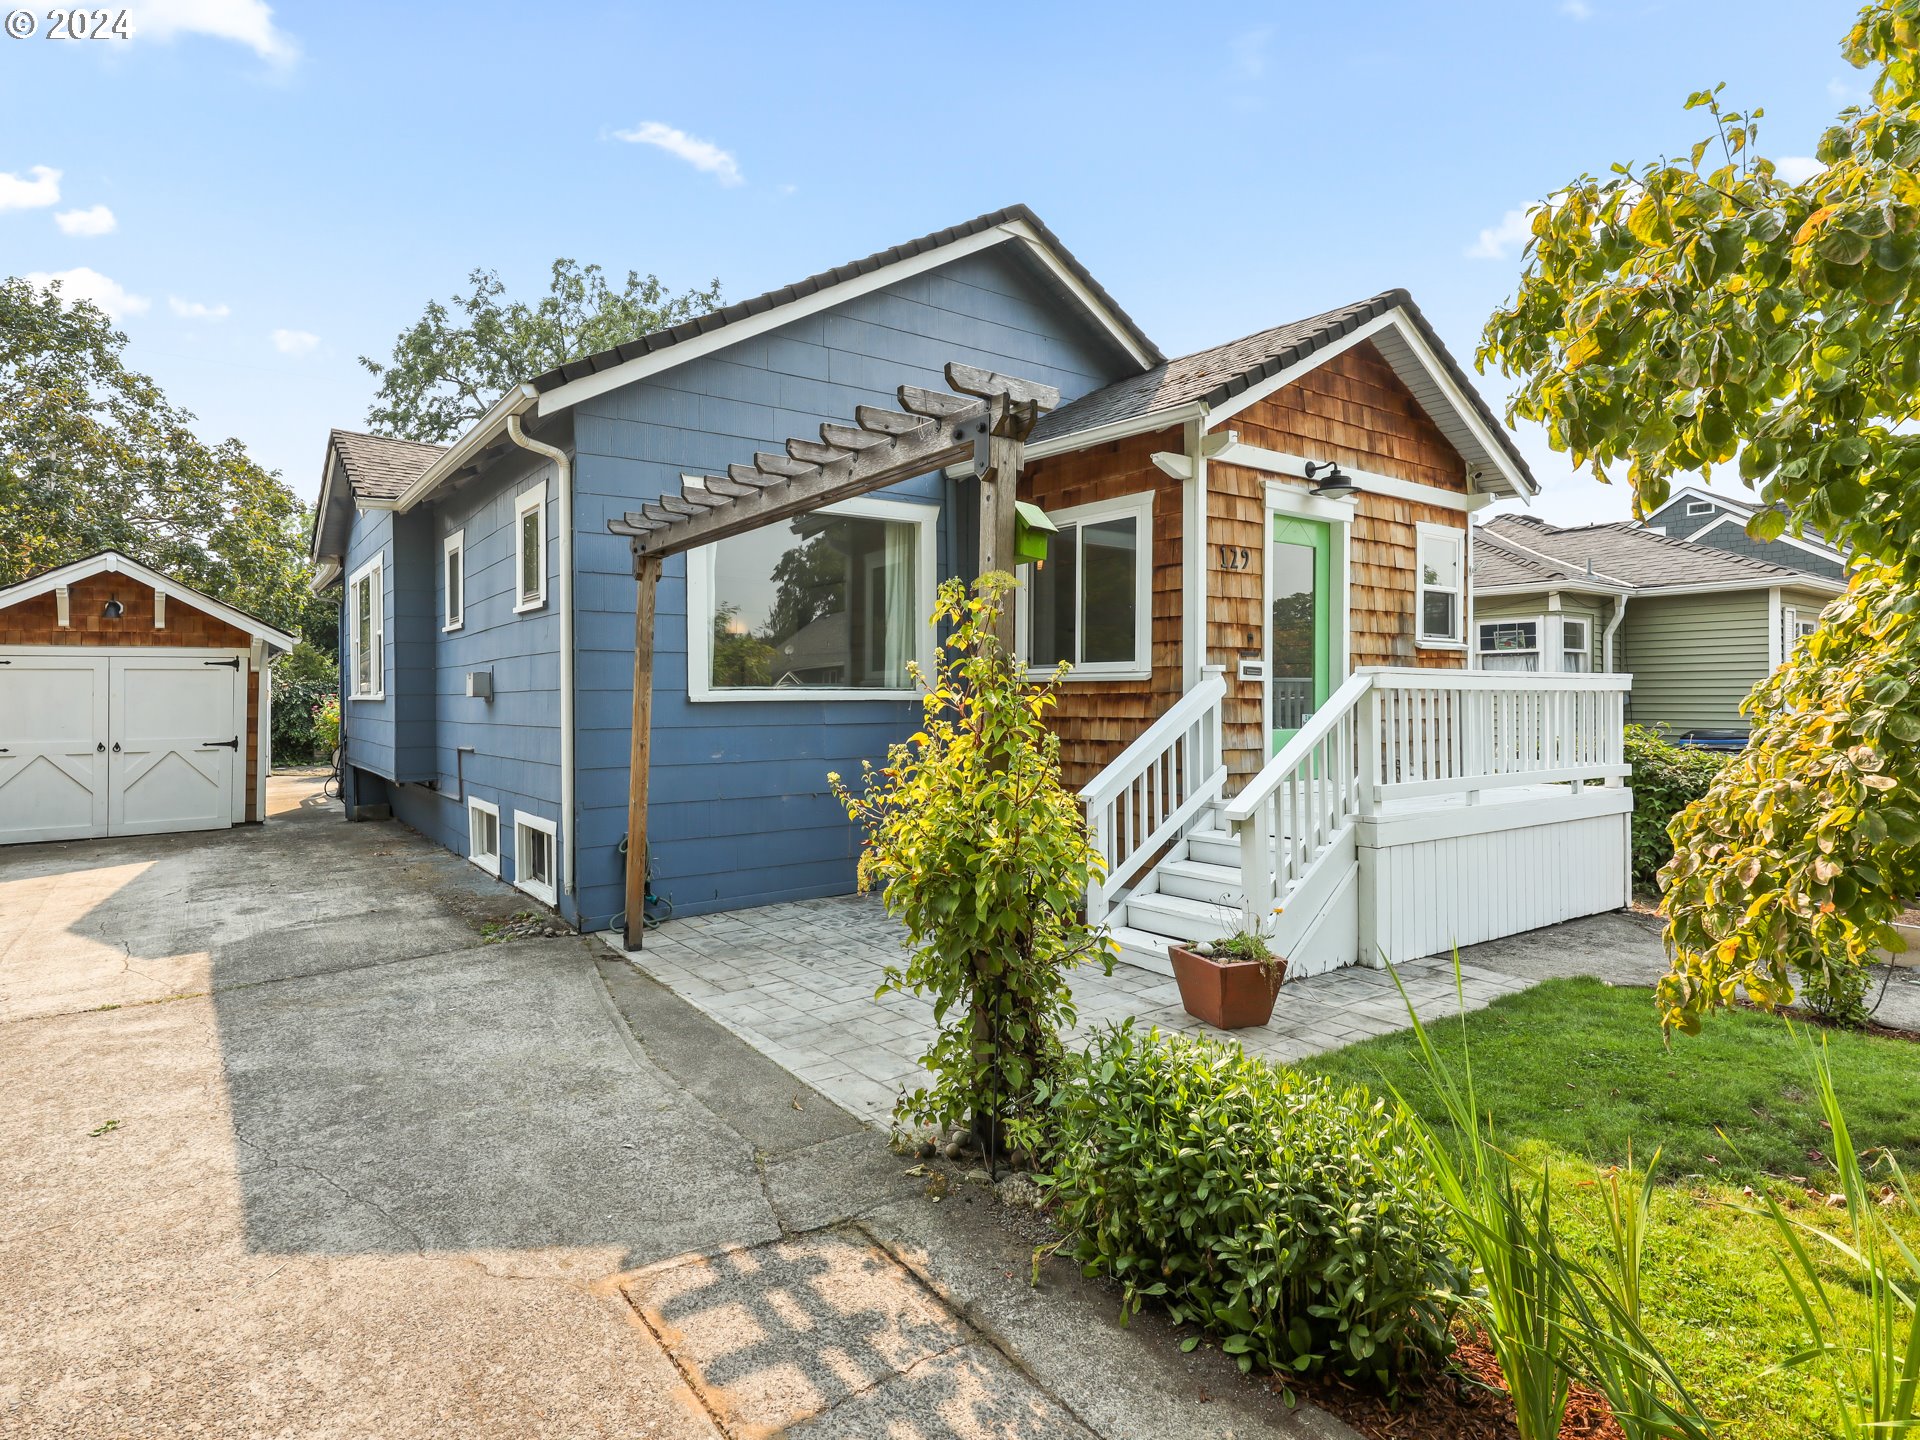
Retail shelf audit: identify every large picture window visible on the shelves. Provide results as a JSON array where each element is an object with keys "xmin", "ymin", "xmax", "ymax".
[
  {"xmin": 1477, "ymin": 619, "xmax": 1540, "ymax": 672},
  {"xmin": 1018, "ymin": 493, "xmax": 1152, "ymax": 679},
  {"xmin": 687, "ymin": 496, "xmax": 936, "ymax": 700},
  {"xmin": 1415, "ymin": 523, "xmax": 1464, "ymax": 646},
  {"xmin": 348, "ymin": 554, "xmax": 384, "ymax": 700}
]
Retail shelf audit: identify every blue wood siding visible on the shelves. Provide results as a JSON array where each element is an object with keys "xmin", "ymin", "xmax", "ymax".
[
  {"xmin": 570, "ymin": 245, "xmax": 1132, "ymax": 929},
  {"xmin": 340, "ymin": 508, "xmax": 397, "ymax": 779}
]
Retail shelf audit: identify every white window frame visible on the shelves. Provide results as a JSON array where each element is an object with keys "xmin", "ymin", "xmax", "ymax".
[
  {"xmin": 513, "ymin": 481, "xmax": 548, "ymax": 614},
  {"xmin": 1686, "ymin": 498, "xmax": 1715, "ymax": 517},
  {"xmin": 685, "ymin": 494, "xmax": 939, "ymax": 703},
  {"xmin": 1784, "ymin": 606, "xmax": 1819, "ymax": 648},
  {"xmin": 1015, "ymin": 491, "xmax": 1155, "ymax": 682},
  {"xmin": 347, "ymin": 553, "xmax": 385, "ymax": 700},
  {"xmin": 512, "ymin": 811, "xmax": 558, "ymax": 906},
  {"xmin": 1558, "ymin": 616, "xmax": 1592, "ymax": 673},
  {"xmin": 1414, "ymin": 521, "xmax": 1465, "ymax": 648},
  {"xmin": 466, "ymin": 796, "xmax": 500, "ymax": 877},
  {"xmin": 1476, "ymin": 616, "xmax": 1543, "ymax": 670},
  {"xmin": 443, "ymin": 529, "xmax": 465, "ymax": 632}
]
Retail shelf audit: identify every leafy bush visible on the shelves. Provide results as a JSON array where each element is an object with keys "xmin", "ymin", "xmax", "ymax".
[
  {"xmin": 271, "ymin": 678, "xmax": 337, "ymax": 764},
  {"xmin": 1047, "ymin": 1022, "xmax": 1464, "ymax": 1394},
  {"xmin": 829, "ymin": 574, "xmax": 1111, "ymax": 1159},
  {"xmin": 313, "ymin": 690, "xmax": 340, "ymax": 756},
  {"xmin": 1622, "ymin": 725, "xmax": 1729, "ymax": 888}
]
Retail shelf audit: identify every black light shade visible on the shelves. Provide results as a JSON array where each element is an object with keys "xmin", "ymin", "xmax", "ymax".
[
  {"xmin": 103, "ymin": 596, "xmax": 124, "ymax": 618},
  {"xmin": 1304, "ymin": 461, "xmax": 1359, "ymax": 499}
]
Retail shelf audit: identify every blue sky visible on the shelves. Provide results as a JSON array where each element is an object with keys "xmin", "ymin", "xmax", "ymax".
[{"xmin": 0, "ymin": 0, "xmax": 1867, "ymax": 522}]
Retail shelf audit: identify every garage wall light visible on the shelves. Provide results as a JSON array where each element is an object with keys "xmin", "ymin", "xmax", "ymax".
[{"xmin": 103, "ymin": 595, "xmax": 124, "ymax": 618}]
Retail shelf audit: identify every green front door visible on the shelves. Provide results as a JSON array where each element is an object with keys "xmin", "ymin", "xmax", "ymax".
[{"xmin": 1269, "ymin": 515, "xmax": 1333, "ymax": 752}]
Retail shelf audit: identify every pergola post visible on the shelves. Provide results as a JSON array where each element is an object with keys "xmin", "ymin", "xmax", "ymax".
[{"xmin": 623, "ymin": 551, "xmax": 661, "ymax": 951}]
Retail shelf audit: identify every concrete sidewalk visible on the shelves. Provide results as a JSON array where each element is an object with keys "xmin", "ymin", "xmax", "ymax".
[{"xmin": 1, "ymin": 775, "xmax": 1349, "ymax": 1440}]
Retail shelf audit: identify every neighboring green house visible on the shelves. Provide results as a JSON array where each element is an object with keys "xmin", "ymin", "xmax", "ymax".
[{"xmin": 1471, "ymin": 514, "xmax": 1847, "ymax": 741}]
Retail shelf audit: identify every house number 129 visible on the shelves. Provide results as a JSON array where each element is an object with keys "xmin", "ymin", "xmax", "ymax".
[{"xmin": 1216, "ymin": 545, "xmax": 1252, "ymax": 571}]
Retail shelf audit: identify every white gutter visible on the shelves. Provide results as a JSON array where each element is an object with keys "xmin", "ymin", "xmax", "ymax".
[
  {"xmin": 504, "ymin": 414, "xmax": 578, "ymax": 910},
  {"xmin": 394, "ymin": 384, "xmax": 541, "ymax": 514},
  {"xmin": 1603, "ymin": 593, "xmax": 1627, "ymax": 672}
]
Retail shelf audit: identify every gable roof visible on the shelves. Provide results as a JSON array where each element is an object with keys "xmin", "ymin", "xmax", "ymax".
[
  {"xmin": 528, "ymin": 204, "xmax": 1161, "ymax": 398},
  {"xmin": 0, "ymin": 549, "xmax": 298, "ymax": 652},
  {"xmin": 1482, "ymin": 514, "xmax": 1845, "ymax": 595},
  {"xmin": 1472, "ymin": 527, "xmax": 1630, "ymax": 594},
  {"xmin": 1032, "ymin": 289, "xmax": 1538, "ymax": 497},
  {"xmin": 328, "ymin": 428, "xmax": 447, "ymax": 502},
  {"xmin": 1646, "ymin": 483, "xmax": 1847, "ymax": 556}
]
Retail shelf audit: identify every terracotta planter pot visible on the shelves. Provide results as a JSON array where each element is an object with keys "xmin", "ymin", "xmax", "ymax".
[{"xmin": 1168, "ymin": 945, "xmax": 1285, "ymax": 1030}]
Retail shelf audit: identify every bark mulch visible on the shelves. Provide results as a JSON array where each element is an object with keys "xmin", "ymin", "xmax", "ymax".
[{"xmin": 1283, "ymin": 1333, "xmax": 1624, "ymax": 1440}]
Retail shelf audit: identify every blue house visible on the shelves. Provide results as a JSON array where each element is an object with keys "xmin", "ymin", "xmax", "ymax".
[{"xmin": 311, "ymin": 207, "xmax": 1159, "ymax": 933}]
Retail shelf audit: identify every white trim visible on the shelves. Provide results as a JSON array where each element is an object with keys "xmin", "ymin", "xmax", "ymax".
[
  {"xmin": 1558, "ymin": 615, "xmax": 1592, "ymax": 673},
  {"xmin": 442, "ymin": 529, "xmax": 466, "ymax": 632},
  {"xmin": 1262, "ymin": 479, "xmax": 1362, "ymax": 526},
  {"xmin": 54, "ymin": 585, "xmax": 69, "ymax": 627},
  {"xmin": 685, "ymin": 494, "xmax": 939, "ymax": 703},
  {"xmin": 1474, "ymin": 580, "xmax": 1631, "ymax": 599},
  {"xmin": 255, "ymin": 658, "xmax": 271, "ymax": 818},
  {"xmin": 1415, "ymin": 521, "xmax": 1466, "ymax": 648},
  {"xmin": 1180, "ymin": 417, "xmax": 1207, "ymax": 688},
  {"xmin": 1684, "ymin": 512, "xmax": 1849, "ymax": 566},
  {"xmin": 153, "ymin": 591, "xmax": 165, "ymax": 629},
  {"xmin": 1216, "ymin": 442, "xmax": 1496, "ymax": 513},
  {"xmin": 512, "ymin": 482, "xmax": 548, "ymax": 613},
  {"xmin": 512, "ymin": 811, "xmax": 558, "ymax": 906},
  {"xmin": 537, "ymin": 223, "xmax": 1152, "ymax": 419},
  {"xmin": 1262, "ymin": 488, "xmax": 1355, "ymax": 733},
  {"xmin": 0, "ymin": 549, "xmax": 296, "ymax": 651},
  {"xmin": 1646, "ymin": 482, "xmax": 1758, "ymax": 523},
  {"xmin": 1685, "ymin": 498, "xmax": 1716, "ymax": 517},
  {"xmin": 389, "ymin": 385, "xmax": 538, "ymax": 515},
  {"xmin": 346, "ymin": 554, "xmax": 385, "ymax": 701},
  {"xmin": 1645, "ymin": 574, "xmax": 1845, "ymax": 599},
  {"xmin": 1767, "ymin": 585, "xmax": 1784, "ymax": 669},
  {"xmin": 466, "ymin": 795, "xmax": 501, "ymax": 877},
  {"xmin": 1015, "ymin": 491, "xmax": 1155, "ymax": 681}
]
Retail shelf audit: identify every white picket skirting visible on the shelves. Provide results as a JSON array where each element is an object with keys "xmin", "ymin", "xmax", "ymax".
[{"xmin": 1081, "ymin": 667, "xmax": 1636, "ymax": 980}]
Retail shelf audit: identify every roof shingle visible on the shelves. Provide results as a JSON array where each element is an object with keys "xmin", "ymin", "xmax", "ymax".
[
  {"xmin": 328, "ymin": 428, "xmax": 448, "ymax": 502},
  {"xmin": 1484, "ymin": 514, "xmax": 1820, "ymax": 590}
]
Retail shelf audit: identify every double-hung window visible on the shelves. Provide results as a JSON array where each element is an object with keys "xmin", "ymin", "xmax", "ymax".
[
  {"xmin": 1559, "ymin": 616, "xmax": 1592, "ymax": 672},
  {"xmin": 348, "ymin": 555, "xmax": 385, "ymax": 699},
  {"xmin": 1415, "ymin": 523, "xmax": 1465, "ymax": 647},
  {"xmin": 514, "ymin": 482, "xmax": 547, "ymax": 613},
  {"xmin": 1018, "ymin": 493, "xmax": 1153, "ymax": 679},
  {"xmin": 443, "ymin": 529, "xmax": 465, "ymax": 631},
  {"xmin": 687, "ymin": 495, "xmax": 936, "ymax": 700},
  {"xmin": 1477, "ymin": 619, "xmax": 1540, "ymax": 672}
]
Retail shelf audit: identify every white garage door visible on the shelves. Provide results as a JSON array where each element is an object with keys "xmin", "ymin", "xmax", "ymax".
[{"xmin": 0, "ymin": 652, "xmax": 243, "ymax": 845}]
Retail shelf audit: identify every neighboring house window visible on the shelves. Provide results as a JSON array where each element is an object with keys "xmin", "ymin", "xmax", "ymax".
[
  {"xmin": 1784, "ymin": 606, "xmax": 1819, "ymax": 652},
  {"xmin": 686, "ymin": 495, "xmax": 937, "ymax": 700},
  {"xmin": 514, "ymin": 482, "xmax": 547, "ymax": 613},
  {"xmin": 1686, "ymin": 499, "xmax": 1714, "ymax": 516},
  {"xmin": 443, "ymin": 529, "xmax": 465, "ymax": 631},
  {"xmin": 467, "ymin": 797, "xmax": 500, "ymax": 876},
  {"xmin": 1477, "ymin": 619, "xmax": 1540, "ymax": 671},
  {"xmin": 1018, "ymin": 492, "xmax": 1153, "ymax": 679},
  {"xmin": 1559, "ymin": 617, "xmax": 1591, "ymax": 673},
  {"xmin": 1415, "ymin": 523, "xmax": 1464, "ymax": 646},
  {"xmin": 513, "ymin": 812, "xmax": 557, "ymax": 906},
  {"xmin": 348, "ymin": 555, "xmax": 385, "ymax": 700}
]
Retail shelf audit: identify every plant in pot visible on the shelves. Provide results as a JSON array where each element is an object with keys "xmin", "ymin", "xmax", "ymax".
[{"xmin": 1168, "ymin": 908, "xmax": 1285, "ymax": 1029}]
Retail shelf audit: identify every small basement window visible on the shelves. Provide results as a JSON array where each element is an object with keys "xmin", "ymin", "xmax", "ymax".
[
  {"xmin": 348, "ymin": 554, "xmax": 385, "ymax": 700},
  {"xmin": 1559, "ymin": 616, "xmax": 1592, "ymax": 673},
  {"xmin": 467, "ymin": 796, "xmax": 500, "ymax": 876},
  {"xmin": 1477, "ymin": 619, "xmax": 1540, "ymax": 672},
  {"xmin": 1019, "ymin": 493, "xmax": 1153, "ymax": 679},
  {"xmin": 443, "ymin": 529, "xmax": 465, "ymax": 631},
  {"xmin": 1415, "ymin": 524, "xmax": 1464, "ymax": 646},
  {"xmin": 514, "ymin": 482, "xmax": 547, "ymax": 613},
  {"xmin": 514, "ymin": 812, "xmax": 557, "ymax": 906}
]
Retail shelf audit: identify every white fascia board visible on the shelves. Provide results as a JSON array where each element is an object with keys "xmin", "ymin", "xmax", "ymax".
[
  {"xmin": 391, "ymin": 384, "xmax": 540, "ymax": 514},
  {"xmin": 1640, "ymin": 575, "xmax": 1846, "ymax": 599},
  {"xmin": 1473, "ymin": 580, "xmax": 1631, "ymax": 599},
  {"xmin": 1685, "ymin": 512, "xmax": 1848, "ymax": 564},
  {"xmin": 1649, "ymin": 482, "xmax": 1756, "ymax": 523},
  {"xmin": 1213, "ymin": 441, "xmax": 1496, "ymax": 513},
  {"xmin": 947, "ymin": 401, "xmax": 1208, "ymax": 478},
  {"xmin": 533, "ymin": 222, "xmax": 1153, "ymax": 421},
  {"xmin": 0, "ymin": 550, "xmax": 298, "ymax": 652},
  {"xmin": 1202, "ymin": 310, "xmax": 1537, "ymax": 500}
]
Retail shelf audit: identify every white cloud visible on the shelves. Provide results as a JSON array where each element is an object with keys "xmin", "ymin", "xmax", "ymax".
[
  {"xmin": 271, "ymin": 327, "xmax": 318, "ymax": 355},
  {"xmin": 169, "ymin": 295, "xmax": 230, "ymax": 320},
  {"xmin": 1231, "ymin": 25, "xmax": 1274, "ymax": 79},
  {"xmin": 1775, "ymin": 155, "xmax": 1826, "ymax": 185},
  {"xmin": 613, "ymin": 121, "xmax": 743, "ymax": 186},
  {"xmin": 132, "ymin": 0, "xmax": 299, "ymax": 64},
  {"xmin": 0, "ymin": 165, "xmax": 61, "ymax": 212},
  {"xmin": 24, "ymin": 266, "xmax": 149, "ymax": 319},
  {"xmin": 54, "ymin": 203, "xmax": 117, "ymax": 236},
  {"xmin": 1560, "ymin": 0, "xmax": 1592, "ymax": 18},
  {"xmin": 1467, "ymin": 207, "xmax": 1535, "ymax": 261}
]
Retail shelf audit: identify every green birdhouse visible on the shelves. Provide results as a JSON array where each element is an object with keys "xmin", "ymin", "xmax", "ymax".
[{"xmin": 1014, "ymin": 501, "xmax": 1057, "ymax": 564}]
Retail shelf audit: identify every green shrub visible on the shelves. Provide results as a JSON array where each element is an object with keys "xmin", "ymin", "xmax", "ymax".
[
  {"xmin": 1046, "ymin": 1022, "xmax": 1464, "ymax": 1394},
  {"xmin": 271, "ymin": 678, "xmax": 337, "ymax": 764},
  {"xmin": 1623, "ymin": 725, "xmax": 1730, "ymax": 888}
]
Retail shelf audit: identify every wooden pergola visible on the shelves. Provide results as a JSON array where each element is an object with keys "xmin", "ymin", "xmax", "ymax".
[{"xmin": 608, "ymin": 362, "xmax": 1061, "ymax": 949}]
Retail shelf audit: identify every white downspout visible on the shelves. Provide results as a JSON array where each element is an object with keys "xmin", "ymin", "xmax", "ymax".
[
  {"xmin": 1603, "ymin": 593, "xmax": 1626, "ymax": 673},
  {"xmin": 505, "ymin": 414, "xmax": 577, "ymax": 910}
]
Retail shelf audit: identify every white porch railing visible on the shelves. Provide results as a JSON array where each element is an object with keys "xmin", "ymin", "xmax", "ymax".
[{"xmin": 1079, "ymin": 667, "xmax": 1227, "ymax": 923}]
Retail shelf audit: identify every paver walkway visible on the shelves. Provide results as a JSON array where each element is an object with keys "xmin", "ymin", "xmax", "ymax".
[{"xmin": 604, "ymin": 895, "xmax": 1532, "ymax": 1123}]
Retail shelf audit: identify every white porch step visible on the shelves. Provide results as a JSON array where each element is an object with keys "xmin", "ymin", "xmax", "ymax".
[
  {"xmin": 1152, "ymin": 856, "xmax": 1245, "ymax": 907},
  {"xmin": 1184, "ymin": 826, "xmax": 1242, "ymax": 869},
  {"xmin": 1121, "ymin": 889, "xmax": 1232, "ymax": 947},
  {"xmin": 1107, "ymin": 925, "xmax": 1176, "ymax": 976}
]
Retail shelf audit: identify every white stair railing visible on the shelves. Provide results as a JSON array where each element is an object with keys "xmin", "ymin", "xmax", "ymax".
[
  {"xmin": 1078, "ymin": 667, "xmax": 1228, "ymax": 923},
  {"xmin": 1222, "ymin": 673, "xmax": 1372, "ymax": 928}
]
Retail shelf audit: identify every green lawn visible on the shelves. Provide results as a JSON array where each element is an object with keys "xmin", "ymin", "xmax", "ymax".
[{"xmin": 1302, "ymin": 977, "xmax": 1920, "ymax": 1440}]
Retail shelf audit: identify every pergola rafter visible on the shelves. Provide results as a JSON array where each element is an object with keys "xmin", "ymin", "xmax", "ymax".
[{"xmin": 611, "ymin": 361, "xmax": 1060, "ymax": 948}]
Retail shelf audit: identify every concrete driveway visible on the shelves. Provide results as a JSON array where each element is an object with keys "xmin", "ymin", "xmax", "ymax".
[{"xmin": 2, "ymin": 776, "xmax": 1338, "ymax": 1440}]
